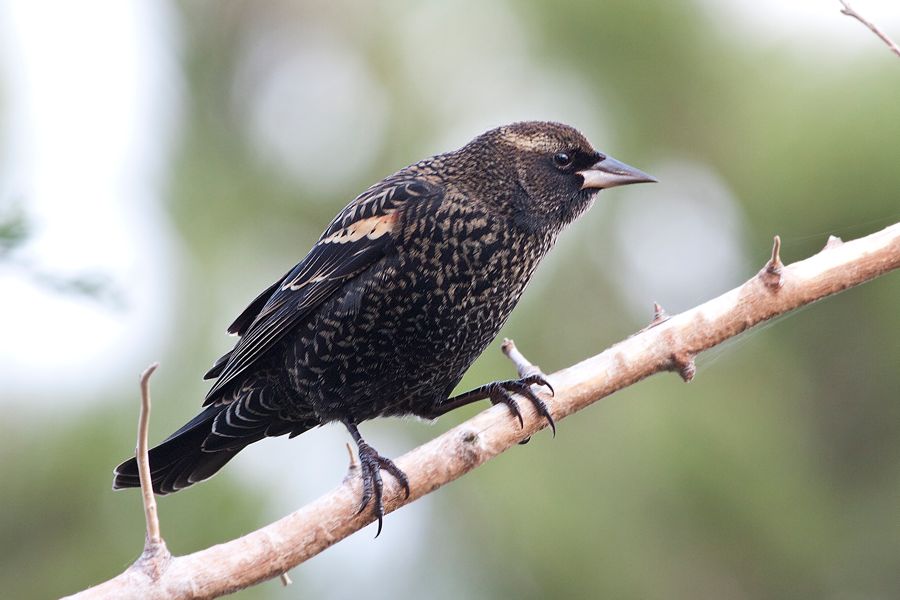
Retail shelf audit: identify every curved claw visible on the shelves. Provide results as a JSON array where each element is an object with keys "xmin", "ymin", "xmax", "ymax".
[
  {"xmin": 488, "ymin": 384, "xmax": 525, "ymax": 428},
  {"xmin": 378, "ymin": 456, "xmax": 411, "ymax": 500},
  {"xmin": 521, "ymin": 373, "xmax": 554, "ymax": 397},
  {"xmin": 535, "ymin": 399, "xmax": 556, "ymax": 437},
  {"xmin": 356, "ymin": 463, "xmax": 374, "ymax": 515},
  {"xmin": 354, "ymin": 442, "xmax": 410, "ymax": 538},
  {"xmin": 439, "ymin": 373, "xmax": 556, "ymax": 437},
  {"xmin": 507, "ymin": 379, "xmax": 557, "ymax": 437}
]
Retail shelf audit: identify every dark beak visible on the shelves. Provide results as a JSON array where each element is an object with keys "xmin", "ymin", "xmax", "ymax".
[{"xmin": 578, "ymin": 155, "xmax": 657, "ymax": 190}]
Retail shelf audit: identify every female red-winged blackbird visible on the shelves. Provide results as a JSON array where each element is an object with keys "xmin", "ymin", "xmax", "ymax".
[{"xmin": 113, "ymin": 121, "xmax": 655, "ymax": 534}]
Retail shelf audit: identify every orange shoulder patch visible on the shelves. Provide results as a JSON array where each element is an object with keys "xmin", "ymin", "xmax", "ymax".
[{"xmin": 321, "ymin": 211, "xmax": 399, "ymax": 245}]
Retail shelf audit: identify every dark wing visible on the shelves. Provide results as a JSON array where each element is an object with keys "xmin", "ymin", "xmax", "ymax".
[{"xmin": 203, "ymin": 176, "xmax": 439, "ymax": 404}]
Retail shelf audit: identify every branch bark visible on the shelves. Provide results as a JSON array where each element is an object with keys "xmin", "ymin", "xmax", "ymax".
[
  {"xmin": 65, "ymin": 222, "xmax": 900, "ymax": 600},
  {"xmin": 840, "ymin": 0, "xmax": 900, "ymax": 58}
]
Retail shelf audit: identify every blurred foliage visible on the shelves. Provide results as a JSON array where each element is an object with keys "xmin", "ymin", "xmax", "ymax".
[
  {"xmin": 0, "ymin": 202, "xmax": 123, "ymax": 305},
  {"xmin": 0, "ymin": 201, "xmax": 28, "ymax": 257},
  {"xmin": 2, "ymin": 0, "xmax": 899, "ymax": 598}
]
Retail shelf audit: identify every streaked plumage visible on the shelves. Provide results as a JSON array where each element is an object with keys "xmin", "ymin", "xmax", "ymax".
[{"xmin": 113, "ymin": 121, "xmax": 655, "ymax": 533}]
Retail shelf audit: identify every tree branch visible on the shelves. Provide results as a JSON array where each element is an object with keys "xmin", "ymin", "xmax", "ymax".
[
  {"xmin": 840, "ymin": 0, "xmax": 900, "ymax": 58},
  {"xmin": 65, "ymin": 222, "xmax": 900, "ymax": 600}
]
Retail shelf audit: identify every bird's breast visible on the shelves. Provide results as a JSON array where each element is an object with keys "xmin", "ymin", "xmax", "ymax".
[{"xmin": 289, "ymin": 201, "xmax": 555, "ymax": 422}]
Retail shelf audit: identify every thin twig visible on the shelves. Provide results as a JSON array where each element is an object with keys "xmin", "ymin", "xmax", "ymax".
[
  {"xmin": 64, "ymin": 222, "xmax": 900, "ymax": 600},
  {"xmin": 132, "ymin": 364, "xmax": 170, "ymax": 582},
  {"xmin": 501, "ymin": 338, "xmax": 540, "ymax": 378},
  {"xmin": 840, "ymin": 0, "xmax": 900, "ymax": 58},
  {"xmin": 137, "ymin": 363, "xmax": 162, "ymax": 546}
]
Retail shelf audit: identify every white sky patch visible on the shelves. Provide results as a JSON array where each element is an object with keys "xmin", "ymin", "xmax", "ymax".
[{"xmin": 0, "ymin": 0, "xmax": 182, "ymax": 401}]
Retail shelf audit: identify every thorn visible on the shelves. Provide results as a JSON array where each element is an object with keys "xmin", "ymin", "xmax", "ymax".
[
  {"xmin": 346, "ymin": 442, "xmax": 358, "ymax": 469},
  {"xmin": 653, "ymin": 302, "xmax": 666, "ymax": 319},
  {"xmin": 280, "ymin": 572, "xmax": 293, "ymax": 586},
  {"xmin": 650, "ymin": 302, "xmax": 669, "ymax": 327},
  {"xmin": 824, "ymin": 235, "xmax": 843, "ymax": 249},
  {"xmin": 634, "ymin": 302, "xmax": 671, "ymax": 335},
  {"xmin": 671, "ymin": 352, "xmax": 696, "ymax": 382},
  {"xmin": 759, "ymin": 235, "xmax": 784, "ymax": 290},
  {"xmin": 343, "ymin": 442, "xmax": 358, "ymax": 483}
]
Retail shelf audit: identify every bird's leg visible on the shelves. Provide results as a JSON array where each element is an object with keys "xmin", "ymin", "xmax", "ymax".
[
  {"xmin": 343, "ymin": 421, "xmax": 410, "ymax": 537},
  {"xmin": 431, "ymin": 374, "xmax": 556, "ymax": 435}
]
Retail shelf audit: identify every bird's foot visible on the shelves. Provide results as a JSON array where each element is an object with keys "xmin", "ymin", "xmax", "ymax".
[
  {"xmin": 355, "ymin": 441, "xmax": 410, "ymax": 537},
  {"xmin": 484, "ymin": 374, "xmax": 556, "ymax": 436}
]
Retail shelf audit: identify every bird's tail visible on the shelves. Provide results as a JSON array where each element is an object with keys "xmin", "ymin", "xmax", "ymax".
[{"xmin": 112, "ymin": 404, "xmax": 251, "ymax": 495}]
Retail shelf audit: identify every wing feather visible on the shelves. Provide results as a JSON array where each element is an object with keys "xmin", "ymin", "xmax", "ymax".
[{"xmin": 203, "ymin": 177, "xmax": 439, "ymax": 404}]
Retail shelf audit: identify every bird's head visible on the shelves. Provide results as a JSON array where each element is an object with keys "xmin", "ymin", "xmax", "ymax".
[{"xmin": 452, "ymin": 121, "xmax": 656, "ymax": 232}]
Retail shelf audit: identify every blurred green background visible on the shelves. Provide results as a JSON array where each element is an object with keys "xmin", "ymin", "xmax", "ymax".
[{"xmin": 1, "ymin": 1, "xmax": 899, "ymax": 598}]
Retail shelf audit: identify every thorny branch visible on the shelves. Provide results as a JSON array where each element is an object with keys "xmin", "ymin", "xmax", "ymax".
[
  {"xmin": 840, "ymin": 0, "xmax": 900, "ymax": 58},
  {"xmin": 64, "ymin": 222, "xmax": 900, "ymax": 600}
]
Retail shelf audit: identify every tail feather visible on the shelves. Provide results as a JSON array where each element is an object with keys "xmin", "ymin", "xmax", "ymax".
[
  {"xmin": 112, "ymin": 387, "xmax": 316, "ymax": 495},
  {"xmin": 201, "ymin": 382, "xmax": 307, "ymax": 451},
  {"xmin": 112, "ymin": 404, "xmax": 249, "ymax": 495}
]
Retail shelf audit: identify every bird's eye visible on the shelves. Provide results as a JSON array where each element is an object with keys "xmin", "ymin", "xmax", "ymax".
[{"xmin": 553, "ymin": 152, "xmax": 573, "ymax": 169}]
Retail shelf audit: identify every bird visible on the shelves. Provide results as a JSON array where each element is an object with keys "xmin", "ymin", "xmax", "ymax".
[{"xmin": 113, "ymin": 121, "xmax": 656, "ymax": 534}]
